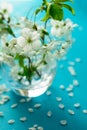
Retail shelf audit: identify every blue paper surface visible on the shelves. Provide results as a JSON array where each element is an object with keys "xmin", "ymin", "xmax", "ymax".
[{"xmin": 0, "ymin": 0, "xmax": 87, "ymax": 130}]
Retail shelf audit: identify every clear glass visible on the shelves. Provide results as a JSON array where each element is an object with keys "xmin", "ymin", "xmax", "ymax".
[{"xmin": 9, "ymin": 61, "xmax": 57, "ymax": 97}]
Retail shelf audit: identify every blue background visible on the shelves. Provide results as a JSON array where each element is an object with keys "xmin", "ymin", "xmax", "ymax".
[{"xmin": 0, "ymin": 0, "xmax": 87, "ymax": 130}]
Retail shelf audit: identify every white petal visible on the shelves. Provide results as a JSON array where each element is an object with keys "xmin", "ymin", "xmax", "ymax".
[
  {"xmin": 32, "ymin": 40, "xmax": 41, "ymax": 50},
  {"xmin": 0, "ymin": 2, "xmax": 13, "ymax": 13},
  {"xmin": 21, "ymin": 28, "xmax": 31, "ymax": 39},
  {"xmin": 32, "ymin": 31, "xmax": 40, "ymax": 40},
  {"xmin": 17, "ymin": 36, "xmax": 26, "ymax": 47}
]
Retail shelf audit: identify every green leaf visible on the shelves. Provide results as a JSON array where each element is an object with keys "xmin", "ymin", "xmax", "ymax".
[
  {"xmin": 42, "ymin": 29, "xmax": 49, "ymax": 35},
  {"xmin": 50, "ymin": 3, "xmax": 64, "ymax": 20},
  {"xmin": 41, "ymin": 3, "xmax": 52, "ymax": 21},
  {"xmin": 0, "ymin": 19, "xmax": 3, "ymax": 24},
  {"xmin": 23, "ymin": 66, "xmax": 29, "ymax": 77},
  {"xmin": 62, "ymin": 4, "xmax": 75, "ymax": 15},
  {"xmin": 42, "ymin": 0, "xmax": 47, "ymax": 5},
  {"xmin": 19, "ymin": 57, "xmax": 24, "ymax": 67},
  {"xmin": 5, "ymin": 25, "xmax": 16, "ymax": 37},
  {"xmin": 15, "ymin": 54, "xmax": 24, "ymax": 67},
  {"xmin": 35, "ymin": 8, "xmax": 41, "ymax": 15}
]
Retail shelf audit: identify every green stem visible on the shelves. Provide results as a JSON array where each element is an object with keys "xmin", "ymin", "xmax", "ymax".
[
  {"xmin": 35, "ymin": 69, "xmax": 41, "ymax": 78},
  {"xmin": 28, "ymin": 57, "xmax": 41, "ymax": 83},
  {"xmin": 42, "ymin": 20, "xmax": 48, "ymax": 44},
  {"xmin": 28, "ymin": 57, "xmax": 32, "ymax": 84}
]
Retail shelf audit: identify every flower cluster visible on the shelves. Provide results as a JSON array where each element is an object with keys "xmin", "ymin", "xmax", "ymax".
[
  {"xmin": 0, "ymin": 1, "xmax": 77, "ymax": 84},
  {"xmin": 51, "ymin": 19, "xmax": 77, "ymax": 38},
  {"xmin": 0, "ymin": 1, "xmax": 12, "ymax": 20},
  {"xmin": 0, "ymin": 1, "xmax": 14, "ymax": 39}
]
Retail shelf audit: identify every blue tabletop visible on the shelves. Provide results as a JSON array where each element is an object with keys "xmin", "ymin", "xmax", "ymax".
[{"xmin": 0, "ymin": 0, "xmax": 87, "ymax": 130}]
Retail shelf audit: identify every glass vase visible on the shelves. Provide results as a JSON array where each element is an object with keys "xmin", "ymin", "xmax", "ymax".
[{"xmin": 9, "ymin": 60, "xmax": 57, "ymax": 97}]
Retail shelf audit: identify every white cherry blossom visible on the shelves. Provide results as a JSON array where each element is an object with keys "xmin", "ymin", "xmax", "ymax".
[
  {"xmin": 0, "ymin": 2, "xmax": 13, "ymax": 20},
  {"xmin": 17, "ymin": 17, "xmax": 34, "ymax": 29},
  {"xmin": 51, "ymin": 19, "xmax": 77, "ymax": 38},
  {"xmin": 16, "ymin": 28, "xmax": 42, "ymax": 57}
]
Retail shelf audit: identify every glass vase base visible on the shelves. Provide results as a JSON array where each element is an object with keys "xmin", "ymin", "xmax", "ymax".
[{"xmin": 13, "ymin": 85, "xmax": 49, "ymax": 97}]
